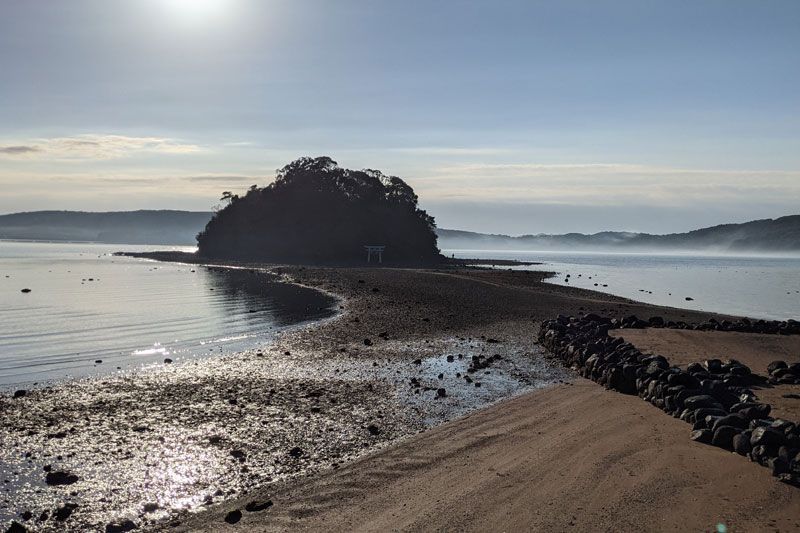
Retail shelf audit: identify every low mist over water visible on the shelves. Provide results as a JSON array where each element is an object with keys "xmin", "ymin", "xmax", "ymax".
[
  {"xmin": 448, "ymin": 250, "xmax": 800, "ymax": 321},
  {"xmin": 0, "ymin": 242, "xmax": 337, "ymax": 388}
]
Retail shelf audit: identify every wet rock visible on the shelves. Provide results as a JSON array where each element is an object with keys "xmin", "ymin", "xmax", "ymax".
[
  {"xmin": 436, "ymin": 388, "xmax": 446, "ymax": 398},
  {"xmin": 288, "ymin": 447, "xmax": 303, "ymax": 458},
  {"xmin": 363, "ymin": 338, "xmax": 373, "ymax": 346},
  {"xmin": 446, "ymin": 355, "xmax": 454, "ymax": 362},
  {"xmin": 163, "ymin": 358, "xmax": 173, "ymax": 364},
  {"xmin": 54, "ymin": 503, "xmax": 78, "ymax": 521},
  {"xmin": 20, "ymin": 288, "xmax": 31, "ymax": 293},
  {"xmin": 46, "ymin": 470, "xmax": 79, "ymax": 485},
  {"xmin": 6, "ymin": 522, "xmax": 27, "ymax": 533},
  {"xmin": 142, "ymin": 503, "xmax": 159, "ymax": 513},
  {"xmin": 245, "ymin": 500, "xmax": 273, "ymax": 512},
  {"xmin": 12, "ymin": 390, "xmax": 26, "ymax": 398},
  {"xmin": 224, "ymin": 510, "xmax": 242, "ymax": 524},
  {"xmin": 366, "ymin": 424, "xmax": 380, "ymax": 436},
  {"xmin": 105, "ymin": 519, "xmax": 137, "ymax": 532},
  {"xmin": 20, "ymin": 511, "xmax": 32, "ymax": 521}
]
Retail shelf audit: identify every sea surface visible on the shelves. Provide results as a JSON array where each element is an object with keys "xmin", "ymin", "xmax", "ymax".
[
  {"xmin": 445, "ymin": 249, "xmax": 800, "ymax": 321},
  {"xmin": 0, "ymin": 241, "xmax": 337, "ymax": 389}
]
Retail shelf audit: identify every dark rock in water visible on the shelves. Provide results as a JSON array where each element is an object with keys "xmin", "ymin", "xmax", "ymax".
[
  {"xmin": 6, "ymin": 521, "xmax": 27, "ymax": 533},
  {"xmin": 366, "ymin": 424, "xmax": 380, "ymax": 436},
  {"xmin": 20, "ymin": 288, "xmax": 31, "ymax": 293},
  {"xmin": 413, "ymin": 359, "xmax": 422, "ymax": 365},
  {"xmin": 105, "ymin": 520, "xmax": 137, "ymax": 532},
  {"xmin": 486, "ymin": 338, "xmax": 500, "ymax": 343},
  {"xmin": 20, "ymin": 511, "xmax": 32, "ymax": 521},
  {"xmin": 38, "ymin": 511, "xmax": 48, "ymax": 522},
  {"xmin": 224, "ymin": 510, "xmax": 242, "ymax": 524},
  {"xmin": 436, "ymin": 388, "xmax": 446, "ymax": 398},
  {"xmin": 690, "ymin": 429, "xmax": 713, "ymax": 444},
  {"xmin": 54, "ymin": 503, "xmax": 78, "ymax": 521},
  {"xmin": 245, "ymin": 500, "xmax": 273, "ymax": 512},
  {"xmin": 685, "ymin": 297, "xmax": 694, "ymax": 301},
  {"xmin": 142, "ymin": 502, "xmax": 160, "ymax": 513},
  {"xmin": 46, "ymin": 471, "xmax": 79, "ymax": 485},
  {"xmin": 732, "ymin": 433, "xmax": 752, "ymax": 456},
  {"xmin": 13, "ymin": 390, "xmax": 26, "ymax": 398},
  {"xmin": 363, "ymin": 338, "xmax": 373, "ymax": 346},
  {"xmin": 446, "ymin": 355, "xmax": 454, "ymax": 362},
  {"xmin": 95, "ymin": 360, "xmax": 103, "ymax": 364},
  {"xmin": 288, "ymin": 447, "xmax": 303, "ymax": 458},
  {"xmin": 712, "ymin": 425, "xmax": 740, "ymax": 450},
  {"xmin": 751, "ymin": 427, "xmax": 786, "ymax": 447},
  {"xmin": 163, "ymin": 358, "xmax": 173, "ymax": 364},
  {"xmin": 767, "ymin": 360, "xmax": 788, "ymax": 374}
]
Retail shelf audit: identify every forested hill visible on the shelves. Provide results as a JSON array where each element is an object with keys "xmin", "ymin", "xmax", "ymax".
[
  {"xmin": 437, "ymin": 215, "xmax": 800, "ymax": 253},
  {"xmin": 0, "ymin": 210, "xmax": 211, "ymax": 245}
]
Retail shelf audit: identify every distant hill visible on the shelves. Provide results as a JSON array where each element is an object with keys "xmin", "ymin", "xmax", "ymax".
[
  {"xmin": 2, "ymin": 210, "xmax": 798, "ymax": 253},
  {"xmin": 437, "ymin": 215, "xmax": 800, "ymax": 253},
  {"xmin": 0, "ymin": 210, "xmax": 211, "ymax": 245}
]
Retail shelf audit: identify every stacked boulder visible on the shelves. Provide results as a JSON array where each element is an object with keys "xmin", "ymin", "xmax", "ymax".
[
  {"xmin": 538, "ymin": 314, "xmax": 800, "ymax": 486},
  {"xmin": 767, "ymin": 361, "xmax": 800, "ymax": 385},
  {"xmin": 612, "ymin": 315, "xmax": 800, "ymax": 335}
]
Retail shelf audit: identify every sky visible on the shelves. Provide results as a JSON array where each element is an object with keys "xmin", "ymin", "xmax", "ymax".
[{"xmin": 1, "ymin": 0, "xmax": 798, "ymax": 235}]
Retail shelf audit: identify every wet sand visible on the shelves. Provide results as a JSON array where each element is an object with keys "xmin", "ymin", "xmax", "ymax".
[{"xmin": 3, "ymin": 260, "xmax": 797, "ymax": 532}]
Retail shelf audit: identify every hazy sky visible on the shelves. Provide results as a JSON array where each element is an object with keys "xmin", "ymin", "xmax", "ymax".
[{"xmin": 1, "ymin": 0, "xmax": 798, "ymax": 235}]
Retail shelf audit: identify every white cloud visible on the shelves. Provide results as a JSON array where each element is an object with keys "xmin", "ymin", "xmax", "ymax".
[{"xmin": 0, "ymin": 134, "xmax": 201, "ymax": 160}]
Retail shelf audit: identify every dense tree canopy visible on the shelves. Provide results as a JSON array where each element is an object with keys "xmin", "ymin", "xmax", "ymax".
[{"xmin": 196, "ymin": 157, "xmax": 442, "ymax": 265}]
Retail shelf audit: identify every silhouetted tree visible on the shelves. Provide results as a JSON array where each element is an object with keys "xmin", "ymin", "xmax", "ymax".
[{"xmin": 196, "ymin": 157, "xmax": 442, "ymax": 265}]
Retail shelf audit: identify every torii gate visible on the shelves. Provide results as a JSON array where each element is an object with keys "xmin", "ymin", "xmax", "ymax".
[{"xmin": 364, "ymin": 245, "xmax": 385, "ymax": 264}]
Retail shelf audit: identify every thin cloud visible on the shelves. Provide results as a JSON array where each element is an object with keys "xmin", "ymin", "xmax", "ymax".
[
  {"xmin": 413, "ymin": 162, "xmax": 800, "ymax": 207},
  {"xmin": 183, "ymin": 175, "xmax": 264, "ymax": 183},
  {"xmin": 0, "ymin": 134, "xmax": 202, "ymax": 160},
  {"xmin": 0, "ymin": 145, "xmax": 41, "ymax": 155}
]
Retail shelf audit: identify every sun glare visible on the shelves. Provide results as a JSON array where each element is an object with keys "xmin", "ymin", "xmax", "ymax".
[{"xmin": 161, "ymin": 0, "xmax": 232, "ymax": 24}]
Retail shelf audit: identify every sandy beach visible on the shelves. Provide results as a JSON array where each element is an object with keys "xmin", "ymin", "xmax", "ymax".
[{"xmin": 3, "ymin": 259, "xmax": 799, "ymax": 532}]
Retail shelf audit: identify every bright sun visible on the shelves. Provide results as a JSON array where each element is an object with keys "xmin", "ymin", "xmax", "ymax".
[{"xmin": 162, "ymin": 0, "xmax": 230, "ymax": 21}]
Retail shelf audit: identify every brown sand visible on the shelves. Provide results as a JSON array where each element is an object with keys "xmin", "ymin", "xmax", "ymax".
[
  {"xmin": 611, "ymin": 328, "xmax": 800, "ymax": 423},
  {"xmin": 158, "ymin": 265, "xmax": 800, "ymax": 533},
  {"xmin": 177, "ymin": 379, "xmax": 800, "ymax": 533}
]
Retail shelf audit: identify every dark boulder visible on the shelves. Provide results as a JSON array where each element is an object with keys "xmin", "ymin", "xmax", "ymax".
[
  {"xmin": 768, "ymin": 457, "xmax": 791, "ymax": 477},
  {"xmin": 12, "ymin": 390, "xmax": 26, "ymax": 399},
  {"xmin": 767, "ymin": 361, "xmax": 788, "ymax": 374},
  {"xmin": 684, "ymin": 395, "xmax": 724, "ymax": 411},
  {"xmin": 712, "ymin": 415, "xmax": 748, "ymax": 433},
  {"xmin": 224, "ymin": 510, "xmax": 242, "ymax": 524},
  {"xmin": 245, "ymin": 500, "xmax": 273, "ymax": 512},
  {"xmin": 105, "ymin": 520, "xmax": 137, "ymax": 533},
  {"xmin": 5, "ymin": 522, "xmax": 27, "ymax": 533},
  {"xmin": 732, "ymin": 433, "xmax": 752, "ymax": 456},
  {"xmin": 712, "ymin": 425, "xmax": 740, "ymax": 450},
  {"xmin": 690, "ymin": 429, "xmax": 713, "ymax": 444},
  {"xmin": 54, "ymin": 503, "xmax": 78, "ymax": 521},
  {"xmin": 751, "ymin": 427, "xmax": 786, "ymax": 447},
  {"xmin": 45, "ymin": 471, "xmax": 79, "ymax": 486}
]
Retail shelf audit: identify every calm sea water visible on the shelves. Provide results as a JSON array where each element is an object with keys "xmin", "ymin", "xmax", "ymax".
[
  {"xmin": 445, "ymin": 249, "xmax": 800, "ymax": 321},
  {"xmin": 0, "ymin": 241, "xmax": 336, "ymax": 388}
]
